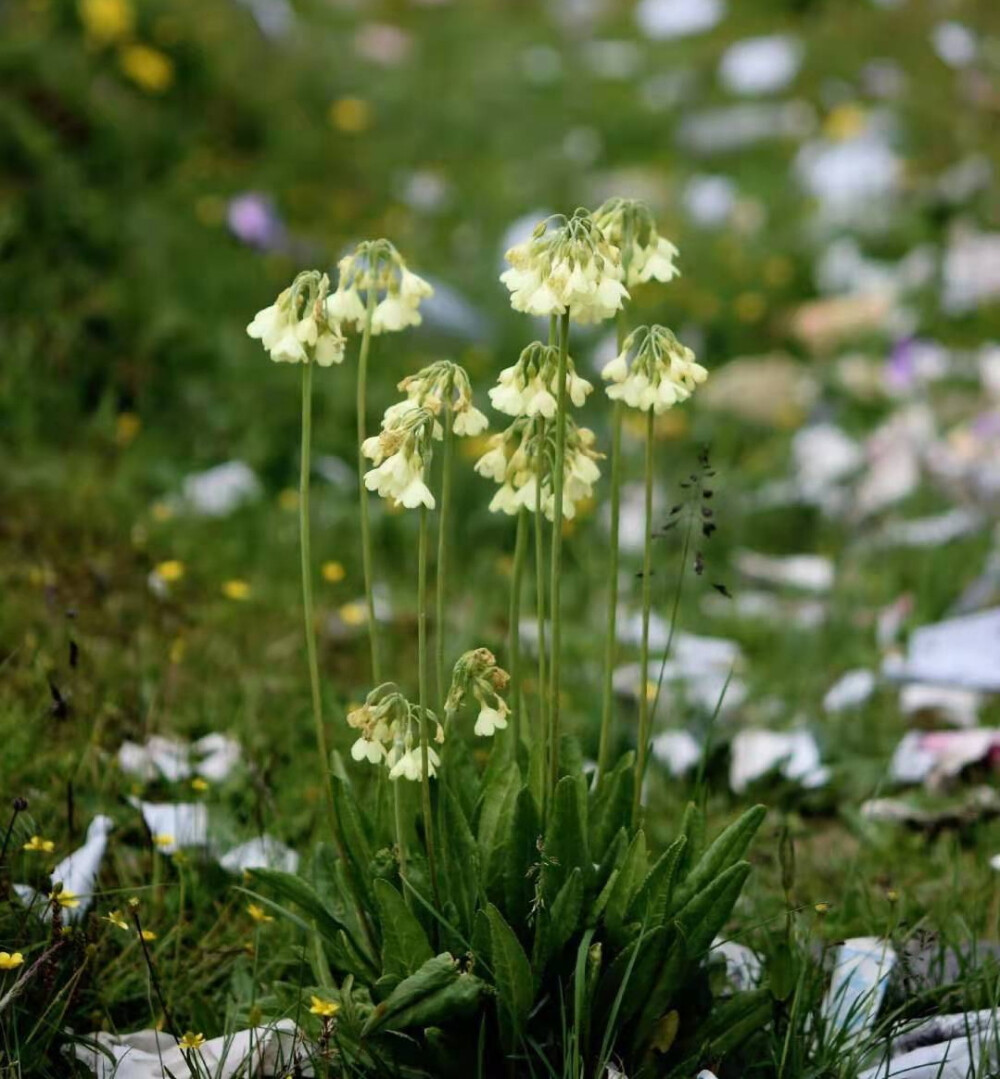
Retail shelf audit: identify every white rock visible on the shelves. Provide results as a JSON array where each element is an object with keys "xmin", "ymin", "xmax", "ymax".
[
  {"xmin": 711, "ymin": 936, "xmax": 762, "ymax": 992},
  {"xmin": 729, "ymin": 729, "xmax": 829, "ymax": 793},
  {"xmin": 651, "ymin": 730, "xmax": 702, "ymax": 776},
  {"xmin": 680, "ymin": 101, "xmax": 815, "ymax": 153},
  {"xmin": 219, "ymin": 836, "xmax": 300, "ymax": 875},
  {"xmin": 132, "ymin": 800, "xmax": 208, "ymax": 853},
  {"xmin": 792, "ymin": 423, "xmax": 864, "ymax": 499},
  {"xmin": 683, "ymin": 174, "xmax": 737, "ymax": 227},
  {"xmin": 718, "ymin": 35, "xmax": 802, "ymax": 96},
  {"xmin": 796, "ymin": 135, "xmax": 900, "ymax": 224},
  {"xmin": 735, "ymin": 551, "xmax": 835, "ymax": 594},
  {"xmin": 823, "ymin": 937, "xmax": 896, "ymax": 1041},
  {"xmin": 69, "ymin": 1019, "xmax": 312, "ymax": 1079},
  {"xmin": 193, "ymin": 733, "xmax": 242, "ymax": 782},
  {"xmin": 875, "ymin": 509, "xmax": 983, "ymax": 549},
  {"xmin": 181, "ymin": 461, "xmax": 260, "ymax": 518},
  {"xmin": 635, "ymin": 0, "xmax": 724, "ymax": 40},
  {"xmin": 824, "ymin": 670, "xmax": 877, "ymax": 713},
  {"xmin": 899, "ymin": 684, "xmax": 981, "ymax": 728},
  {"xmin": 50, "ymin": 816, "xmax": 114, "ymax": 922},
  {"xmin": 898, "ymin": 607, "xmax": 1000, "ymax": 691},
  {"xmin": 942, "ymin": 231, "xmax": 1000, "ymax": 314},
  {"xmin": 931, "ymin": 21, "xmax": 977, "ymax": 68}
]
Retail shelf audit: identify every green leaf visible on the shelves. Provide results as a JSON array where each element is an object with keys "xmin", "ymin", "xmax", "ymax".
[
  {"xmin": 627, "ymin": 835, "xmax": 687, "ymax": 927},
  {"xmin": 439, "ymin": 785, "xmax": 480, "ymax": 936},
  {"xmin": 545, "ymin": 774, "xmax": 589, "ymax": 901},
  {"xmin": 603, "ymin": 830, "xmax": 647, "ymax": 946},
  {"xmin": 588, "ymin": 752, "xmax": 634, "ymax": 863},
  {"xmin": 534, "ymin": 866, "xmax": 584, "ymax": 973},
  {"xmin": 767, "ymin": 940, "xmax": 797, "ymax": 1002},
  {"xmin": 666, "ymin": 989, "xmax": 772, "ymax": 1076},
  {"xmin": 595, "ymin": 926, "xmax": 669, "ymax": 1030},
  {"xmin": 374, "ymin": 879, "xmax": 433, "ymax": 981},
  {"xmin": 592, "ymin": 826, "xmax": 628, "ymax": 896},
  {"xmin": 669, "ymin": 804, "xmax": 765, "ymax": 917},
  {"xmin": 478, "ymin": 762, "xmax": 520, "ymax": 901},
  {"xmin": 331, "ymin": 774, "xmax": 376, "ymax": 907},
  {"xmin": 486, "ymin": 904, "xmax": 535, "ymax": 1051},
  {"xmin": 361, "ymin": 953, "xmax": 484, "ymax": 1035},
  {"xmin": 675, "ymin": 861, "xmax": 752, "ymax": 957},
  {"xmin": 503, "ymin": 785, "xmax": 540, "ymax": 927}
]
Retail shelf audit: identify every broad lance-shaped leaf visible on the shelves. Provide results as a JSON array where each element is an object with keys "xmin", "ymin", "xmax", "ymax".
[
  {"xmin": 676, "ymin": 801, "xmax": 705, "ymax": 880},
  {"xmin": 533, "ymin": 866, "xmax": 584, "ymax": 973},
  {"xmin": 603, "ymin": 830, "xmax": 647, "ymax": 946},
  {"xmin": 668, "ymin": 804, "xmax": 764, "ymax": 917},
  {"xmin": 504, "ymin": 785, "xmax": 540, "ymax": 928},
  {"xmin": 478, "ymin": 762, "xmax": 520, "ymax": 901},
  {"xmin": 633, "ymin": 861, "xmax": 753, "ymax": 1042},
  {"xmin": 331, "ymin": 775, "xmax": 376, "ymax": 907},
  {"xmin": 664, "ymin": 989, "xmax": 772, "ymax": 1077},
  {"xmin": 588, "ymin": 751, "xmax": 634, "ymax": 862},
  {"xmin": 592, "ymin": 826, "xmax": 628, "ymax": 897},
  {"xmin": 626, "ymin": 835, "xmax": 686, "ymax": 927},
  {"xmin": 361, "ymin": 953, "xmax": 484, "ymax": 1035},
  {"xmin": 486, "ymin": 904, "xmax": 535, "ymax": 1051},
  {"xmin": 438, "ymin": 785, "xmax": 479, "ymax": 936},
  {"xmin": 593, "ymin": 926, "xmax": 669, "ymax": 1032},
  {"xmin": 544, "ymin": 774, "xmax": 589, "ymax": 902},
  {"xmin": 374, "ymin": 879, "xmax": 433, "ymax": 981}
]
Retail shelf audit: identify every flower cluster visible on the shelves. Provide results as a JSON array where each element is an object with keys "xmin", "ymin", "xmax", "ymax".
[
  {"xmin": 326, "ymin": 239, "xmax": 433, "ymax": 335},
  {"xmin": 500, "ymin": 209, "xmax": 628, "ymax": 325},
  {"xmin": 602, "ymin": 325, "xmax": 708, "ymax": 413},
  {"xmin": 476, "ymin": 416, "xmax": 602, "ymax": 521},
  {"xmin": 247, "ymin": 271, "xmax": 345, "ymax": 366},
  {"xmin": 489, "ymin": 342, "xmax": 592, "ymax": 419},
  {"xmin": 346, "ymin": 684, "xmax": 443, "ymax": 781},
  {"xmin": 592, "ymin": 198, "xmax": 680, "ymax": 287},
  {"xmin": 397, "ymin": 361, "xmax": 489, "ymax": 437},
  {"xmin": 362, "ymin": 402, "xmax": 438, "ymax": 509},
  {"xmin": 444, "ymin": 648, "xmax": 511, "ymax": 737}
]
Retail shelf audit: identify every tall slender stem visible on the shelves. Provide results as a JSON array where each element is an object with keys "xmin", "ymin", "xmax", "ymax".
[
  {"xmin": 435, "ymin": 403, "xmax": 454, "ymax": 715},
  {"xmin": 300, "ymin": 363, "xmax": 333, "ymax": 814},
  {"xmin": 508, "ymin": 509, "xmax": 528, "ymax": 750},
  {"xmin": 417, "ymin": 506, "xmax": 441, "ymax": 908},
  {"xmin": 597, "ymin": 388, "xmax": 624, "ymax": 778},
  {"xmin": 632, "ymin": 408, "xmax": 655, "ymax": 826},
  {"xmin": 533, "ymin": 462, "xmax": 548, "ymax": 812},
  {"xmin": 547, "ymin": 310, "xmax": 570, "ymax": 800},
  {"xmin": 393, "ymin": 781, "xmax": 408, "ymax": 881},
  {"xmin": 357, "ymin": 288, "xmax": 380, "ymax": 681}
]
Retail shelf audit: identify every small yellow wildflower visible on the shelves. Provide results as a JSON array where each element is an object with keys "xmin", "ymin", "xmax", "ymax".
[
  {"xmin": 190, "ymin": 777, "xmax": 209, "ymax": 793},
  {"xmin": 222, "ymin": 579, "xmax": 251, "ymax": 601},
  {"xmin": 155, "ymin": 560, "xmax": 185, "ymax": 583},
  {"xmin": 0, "ymin": 952, "xmax": 24, "ymax": 971},
  {"xmin": 339, "ymin": 602, "xmax": 367, "ymax": 627},
  {"xmin": 814, "ymin": 902, "xmax": 830, "ymax": 915},
  {"xmin": 23, "ymin": 836, "xmax": 55, "ymax": 854},
  {"xmin": 887, "ymin": 889, "xmax": 899, "ymax": 904},
  {"xmin": 79, "ymin": 0, "xmax": 134, "ymax": 44},
  {"xmin": 329, "ymin": 97, "xmax": 371, "ymax": 133},
  {"xmin": 51, "ymin": 889, "xmax": 80, "ymax": 910},
  {"xmin": 115, "ymin": 411, "xmax": 141, "ymax": 446},
  {"xmin": 170, "ymin": 637, "xmax": 186, "ymax": 664},
  {"xmin": 140, "ymin": 929, "xmax": 157, "ymax": 942},
  {"xmin": 247, "ymin": 903, "xmax": 273, "ymax": 924},
  {"xmin": 321, "ymin": 561, "xmax": 346, "ymax": 584},
  {"xmin": 127, "ymin": 896, "xmax": 140, "ymax": 909},
  {"xmin": 153, "ymin": 834, "xmax": 175, "ymax": 849},
  {"xmin": 105, "ymin": 910, "xmax": 129, "ymax": 931},
  {"xmin": 151, "ymin": 501, "xmax": 174, "ymax": 522},
  {"xmin": 308, "ymin": 996, "xmax": 340, "ymax": 1018},
  {"xmin": 278, "ymin": 488, "xmax": 299, "ymax": 512},
  {"xmin": 119, "ymin": 43, "xmax": 175, "ymax": 94},
  {"xmin": 824, "ymin": 102, "xmax": 867, "ymax": 141},
  {"xmin": 178, "ymin": 1032, "xmax": 205, "ymax": 1051}
]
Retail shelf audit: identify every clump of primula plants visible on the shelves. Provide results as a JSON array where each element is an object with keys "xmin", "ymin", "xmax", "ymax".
[{"xmin": 244, "ymin": 202, "xmax": 766, "ymax": 1078}]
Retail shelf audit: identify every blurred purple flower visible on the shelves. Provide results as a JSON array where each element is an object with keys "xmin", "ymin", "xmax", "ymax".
[
  {"xmin": 886, "ymin": 336, "xmax": 917, "ymax": 391},
  {"xmin": 227, "ymin": 193, "xmax": 287, "ymax": 251}
]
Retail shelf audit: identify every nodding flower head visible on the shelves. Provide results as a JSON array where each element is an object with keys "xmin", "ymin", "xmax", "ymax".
[
  {"xmin": 601, "ymin": 325, "xmax": 707, "ymax": 414},
  {"xmin": 247, "ymin": 270, "xmax": 345, "ymax": 367},
  {"xmin": 397, "ymin": 361, "xmax": 489, "ymax": 437},
  {"xmin": 326, "ymin": 239, "xmax": 433, "ymax": 336},
  {"xmin": 475, "ymin": 414, "xmax": 602, "ymax": 522},
  {"xmin": 445, "ymin": 648, "xmax": 511, "ymax": 738},
  {"xmin": 362, "ymin": 401, "xmax": 438, "ymax": 510},
  {"xmin": 592, "ymin": 198, "xmax": 680, "ymax": 288},
  {"xmin": 488, "ymin": 341, "xmax": 592, "ymax": 420},
  {"xmin": 500, "ymin": 208, "xmax": 628, "ymax": 325},
  {"xmin": 346, "ymin": 683, "xmax": 443, "ymax": 781}
]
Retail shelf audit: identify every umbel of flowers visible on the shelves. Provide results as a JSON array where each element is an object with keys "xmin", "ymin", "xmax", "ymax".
[
  {"xmin": 592, "ymin": 196, "xmax": 680, "ymax": 286},
  {"xmin": 347, "ymin": 684, "xmax": 443, "ymax": 781},
  {"xmin": 444, "ymin": 647, "xmax": 511, "ymax": 736},
  {"xmin": 489, "ymin": 341, "xmax": 592, "ymax": 419},
  {"xmin": 326, "ymin": 238, "xmax": 433, "ymax": 335},
  {"xmin": 247, "ymin": 269, "xmax": 345, "ymax": 366},
  {"xmin": 475, "ymin": 415, "xmax": 601, "ymax": 521},
  {"xmin": 500, "ymin": 208, "xmax": 629, "ymax": 324},
  {"xmin": 602, "ymin": 324, "xmax": 708, "ymax": 413},
  {"xmin": 398, "ymin": 360, "xmax": 489, "ymax": 436},
  {"xmin": 362, "ymin": 401, "xmax": 438, "ymax": 509}
]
